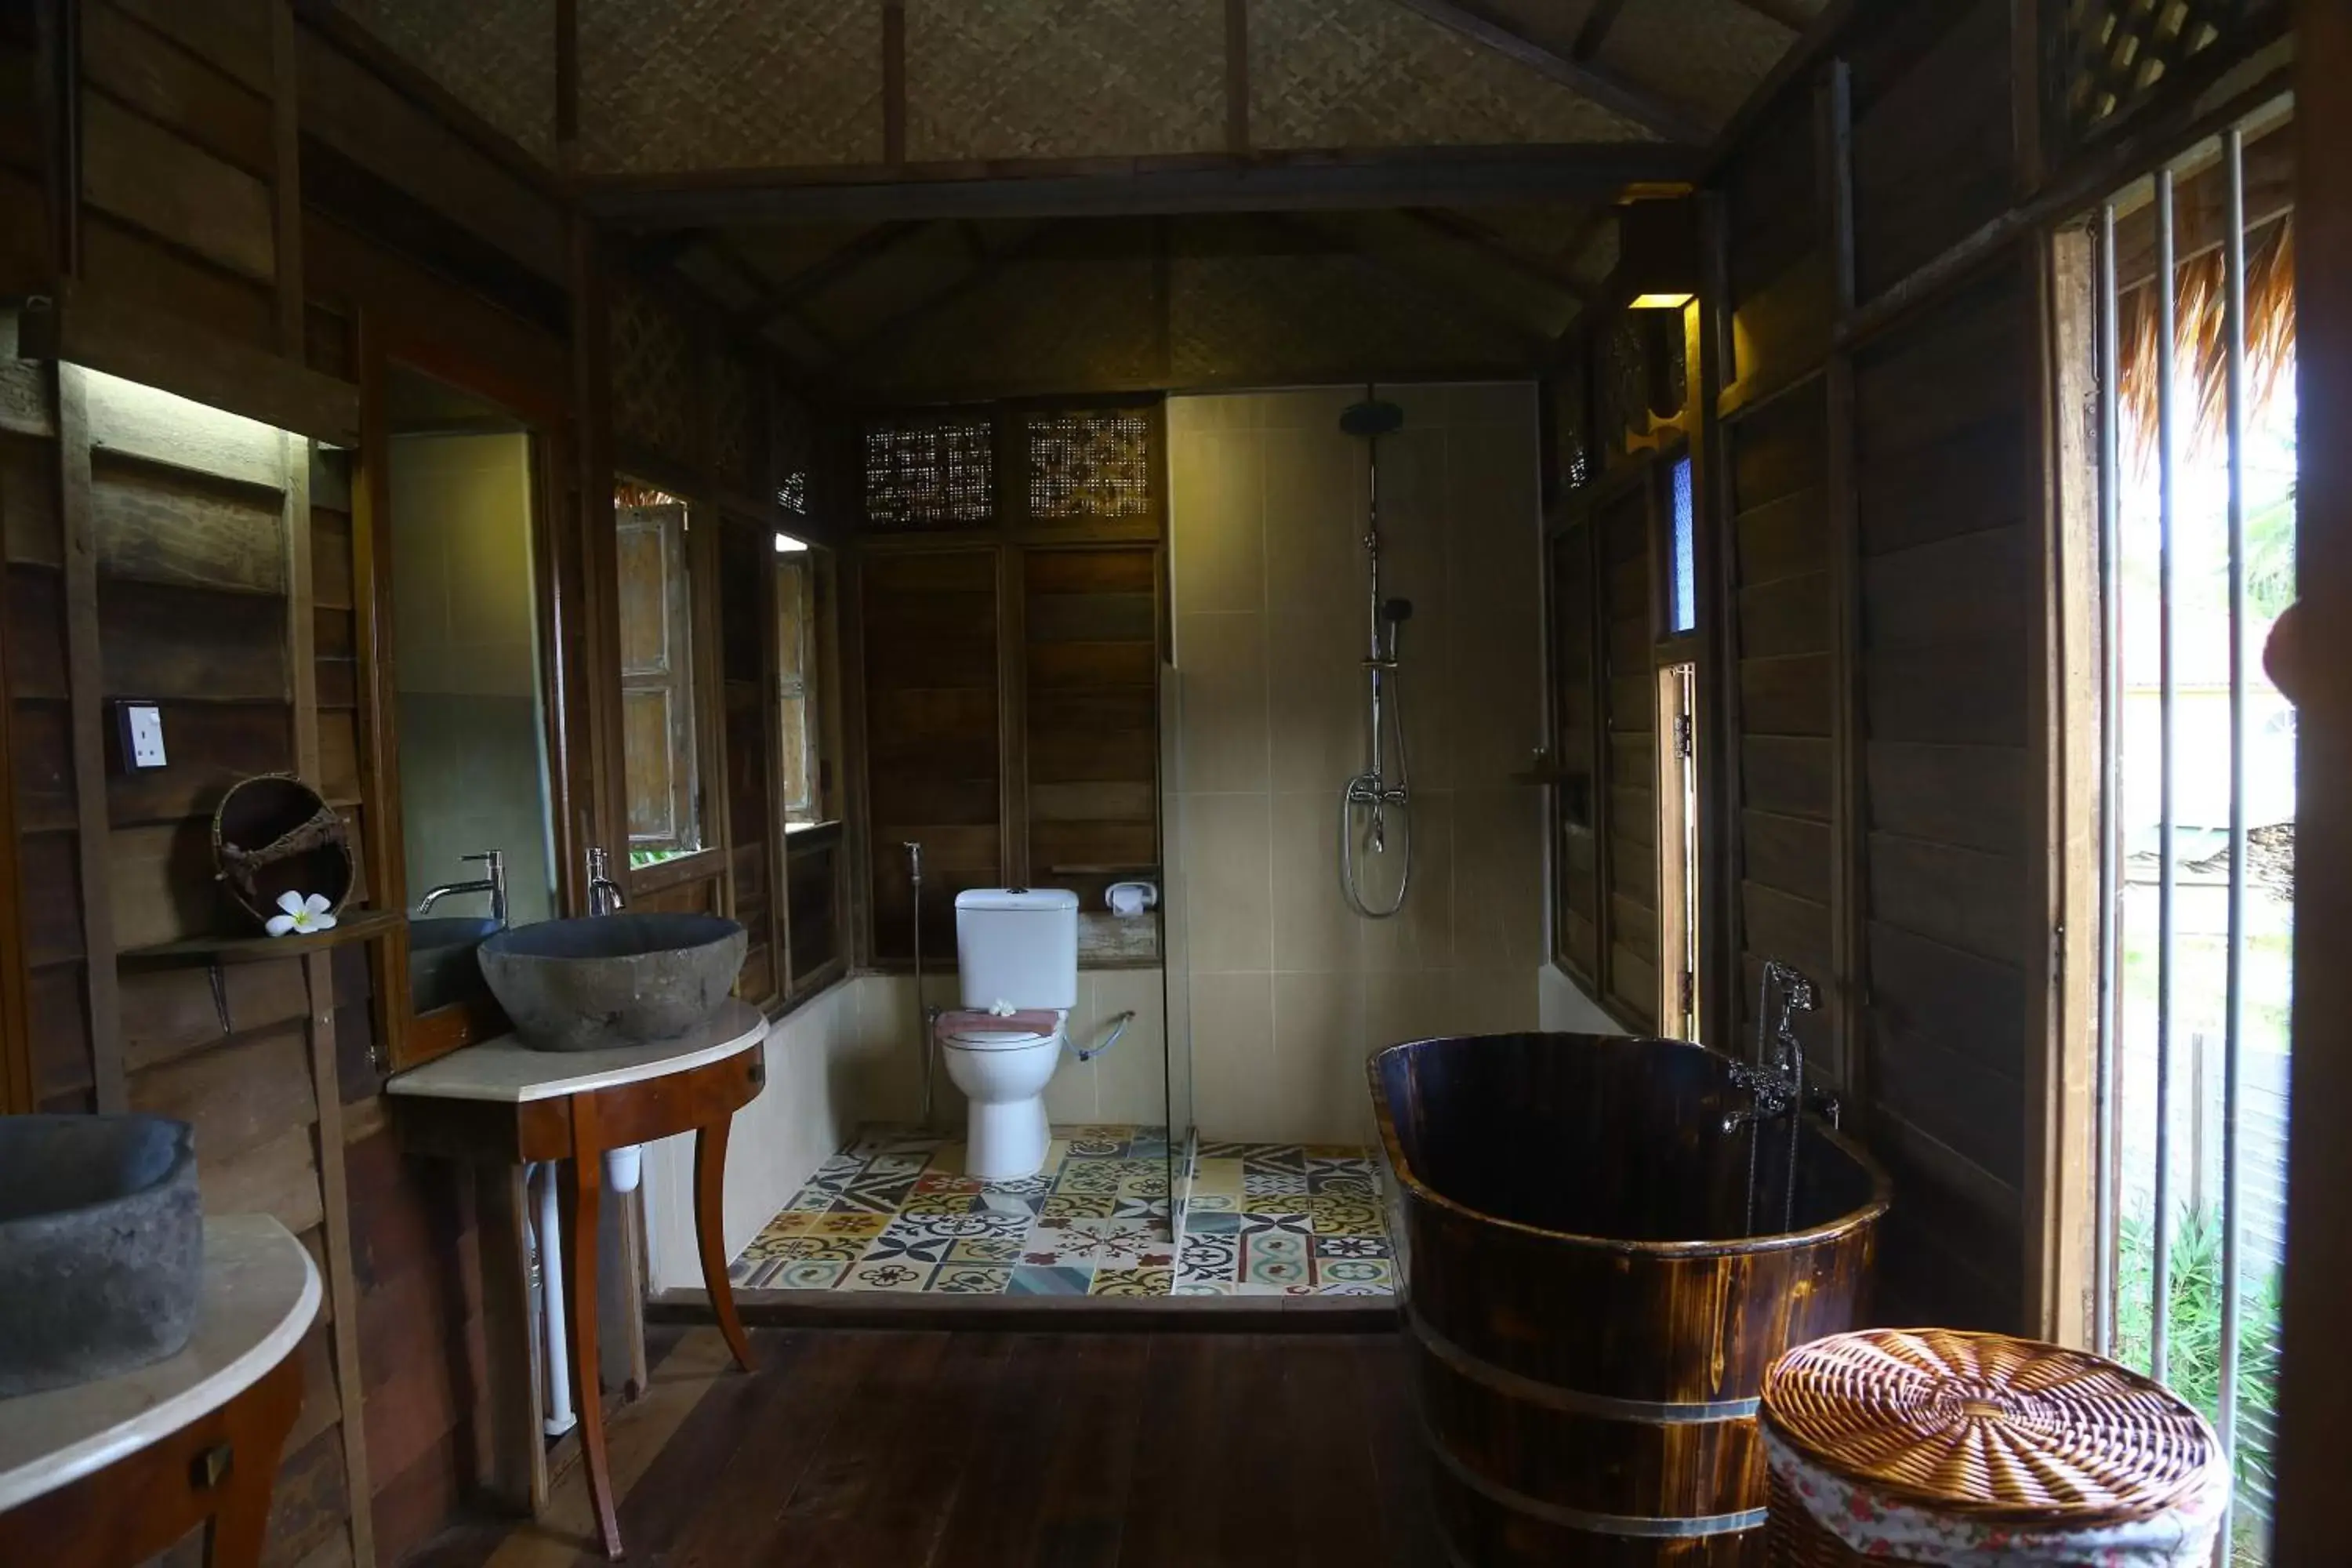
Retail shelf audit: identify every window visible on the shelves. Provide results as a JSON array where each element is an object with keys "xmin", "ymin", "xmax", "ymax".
[
  {"xmin": 2073, "ymin": 105, "xmax": 2296, "ymax": 1562},
  {"xmin": 775, "ymin": 539, "xmax": 824, "ymax": 825},
  {"xmin": 615, "ymin": 481, "xmax": 706, "ymax": 866},
  {"xmin": 1656, "ymin": 662, "xmax": 1700, "ymax": 1038},
  {"xmin": 1667, "ymin": 455, "xmax": 1697, "ymax": 635}
]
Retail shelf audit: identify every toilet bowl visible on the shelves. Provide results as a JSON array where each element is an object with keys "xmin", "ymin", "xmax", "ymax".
[{"xmin": 938, "ymin": 1011, "xmax": 1068, "ymax": 1180}]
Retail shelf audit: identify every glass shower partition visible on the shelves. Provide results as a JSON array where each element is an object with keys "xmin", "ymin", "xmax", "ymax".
[{"xmin": 1160, "ymin": 660, "xmax": 1196, "ymax": 1250}]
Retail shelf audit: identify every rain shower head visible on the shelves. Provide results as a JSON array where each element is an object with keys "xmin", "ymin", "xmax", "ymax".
[{"xmin": 1340, "ymin": 399, "xmax": 1405, "ymax": 438}]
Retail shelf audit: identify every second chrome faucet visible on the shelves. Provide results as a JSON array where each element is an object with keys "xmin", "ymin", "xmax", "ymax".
[{"xmin": 415, "ymin": 849, "xmax": 508, "ymax": 927}]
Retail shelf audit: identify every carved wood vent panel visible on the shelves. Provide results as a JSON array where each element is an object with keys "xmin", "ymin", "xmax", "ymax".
[
  {"xmin": 1025, "ymin": 409, "xmax": 1153, "ymax": 522},
  {"xmin": 609, "ymin": 276, "xmax": 698, "ymax": 474},
  {"xmin": 2062, "ymin": 0, "xmax": 2278, "ymax": 144},
  {"xmin": 862, "ymin": 413, "xmax": 995, "ymax": 531},
  {"xmin": 773, "ymin": 389, "xmax": 813, "ymax": 518}
]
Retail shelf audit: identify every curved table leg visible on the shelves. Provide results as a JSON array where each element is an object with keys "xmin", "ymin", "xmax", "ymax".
[
  {"xmin": 562, "ymin": 1099, "xmax": 624, "ymax": 1560},
  {"xmin": 695, "ymin": 1116, "xmax": 757, "ymax": 1374}
]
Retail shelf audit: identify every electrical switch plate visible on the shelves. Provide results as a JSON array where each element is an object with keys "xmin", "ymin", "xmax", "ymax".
[{"xmin": 116, "ymin": 700, "xmax": 167, "ymax": 771}]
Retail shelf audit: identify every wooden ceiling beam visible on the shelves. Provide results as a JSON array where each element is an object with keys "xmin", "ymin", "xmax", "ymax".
[
  {"xmin": 824, "ymin": 225, "xmax": 1054, "ymax": 372},
  {"xmin": 1261, "ymin": 212, "xmax": 1563, "ymax": 364},
  {"xmin": 1378, "ymin": 0, "xmax": 1711, "ymax": 143},
  {"xmin": 579, "ymin": 144, "xmax": 1701, "ymax": 227},
  {"xmin": 739, "ymin": 220, "xmax": 930, "ymax": 334},
  {"xmin": 1570, "ymin": 0, "xmax": 1632, "ymax": 62},
  {"xmin": 1724, "ymin": 0, "xmax": 1813, "ymax": 33},
  {"xmin": 1405, "ymin": 207, "xmax": 1599, "ymax": 305}
]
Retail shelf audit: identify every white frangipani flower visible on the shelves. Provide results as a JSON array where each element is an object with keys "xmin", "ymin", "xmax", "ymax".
[{"xmin": 264, "ymin": 891, "xmax": 339, "ymax": 938}]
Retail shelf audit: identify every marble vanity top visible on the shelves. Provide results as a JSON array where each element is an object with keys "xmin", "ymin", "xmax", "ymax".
[
  {"xmin": 0, "ymin": 1214, "xmax": 320, "ymax": 1514},
  {"xmin": 384, "ymin": 998, "xmax": 770, "ymax": 1104}
]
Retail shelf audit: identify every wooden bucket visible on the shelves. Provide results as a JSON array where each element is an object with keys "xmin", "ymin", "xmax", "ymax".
[{"xmin": 1369, "ymin": 1033, "xmax": 1889, "ymax": 1566}]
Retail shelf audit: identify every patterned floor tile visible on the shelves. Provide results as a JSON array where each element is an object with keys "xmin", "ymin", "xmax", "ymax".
[
  {"xmin": 1312, "ymin": 1196, "xmax": 1385, "ymax": 1236},
  {"xmin": 768, "ymin": 1258, "xmax": 851, "ymax": 1290},
  {"xmin": 1024, "ymin": 1216, "xmax": 1172, "ymax": 1269},
  {"xmin": 931, "ymin": 1265, "xmax": 1013, "ymax": 1294},
  {"xmin": 839, "ymin": 1259, "xmax": 938, "ymax": 1292},
  {"xmin": 740, "ymin": 1124, "xmax": 1391, "ymax": 1301},
  {"xmin": 1054, "ymin": 1160, "xmax": 1123, "ymax": 1195},
  {"xmin": 1091, "ymin": 1267, "xmax": 1174, "ymax": 1296},
  {"xmin": 1317, "ymin": 1258, "xmax": 1393, "ymax": 1289},
  {"xmin": 1240, "ymin": 1210, "xmax": 1313, "ymax": 1236},
  {"xmin": 1179, "ymin": 1230, "xmax": 1240, "ymax": 1281},
  {"xmin": 1007, "ymin": 1265, "xmax": 1094, "ymax": 1295}
]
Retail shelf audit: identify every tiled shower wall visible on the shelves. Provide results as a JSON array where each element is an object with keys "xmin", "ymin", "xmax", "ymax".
[{"xmin": 1168, "ymin": 386, "xmax": 1548, "ymax": 1146}]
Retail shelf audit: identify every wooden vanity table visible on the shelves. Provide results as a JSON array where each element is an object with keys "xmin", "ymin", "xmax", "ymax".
[
  {"xmin": 0, "ymin": 1216, "xmax": 321, "ymax": 1568},
  {"xmin": 386, "ymin": 999, "xmax": 770, "ymax": 1559}
]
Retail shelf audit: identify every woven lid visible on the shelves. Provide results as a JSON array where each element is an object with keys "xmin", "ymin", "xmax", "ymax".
[{"xmin": 1761, "ymin": 1328, "xmax": 2221, "ymax": 1528}]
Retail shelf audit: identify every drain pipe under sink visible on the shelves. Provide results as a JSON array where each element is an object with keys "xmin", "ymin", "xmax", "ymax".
[{"xmin": 526, "ymin": 1148, "xmax": 642, "ymax": 1439}]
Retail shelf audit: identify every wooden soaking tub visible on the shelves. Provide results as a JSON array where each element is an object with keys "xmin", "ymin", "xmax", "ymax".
[{"xmin": 1370, "ymin": 1033, "xmax": 1890, "ymax": 1566}]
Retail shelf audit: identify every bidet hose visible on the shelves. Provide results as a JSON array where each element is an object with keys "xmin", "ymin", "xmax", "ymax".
[{"xmin": 1071, "ymin": 1010, "xmax": 1137, "ymax": 1062}]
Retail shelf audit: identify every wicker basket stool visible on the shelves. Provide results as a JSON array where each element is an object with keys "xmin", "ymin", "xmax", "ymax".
[{"xmin": 1759, "ymin": 1327, "xmax": 2228, "ymax": 1566}]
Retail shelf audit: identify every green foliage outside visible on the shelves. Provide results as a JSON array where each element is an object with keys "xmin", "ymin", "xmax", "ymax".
[{"xmin": 2114, "ymin": 1203, "xmax": 2281, "ymax": 1563}]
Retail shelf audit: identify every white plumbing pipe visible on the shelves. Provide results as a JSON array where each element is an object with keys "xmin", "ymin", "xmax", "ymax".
[
  {"xmin": 532, "ymin": 1162, "xmax": 578, "ymax": 1438},
  {"xmin": 604, "ymin": 1143, "xmax": 642, "ymax": 1194}
]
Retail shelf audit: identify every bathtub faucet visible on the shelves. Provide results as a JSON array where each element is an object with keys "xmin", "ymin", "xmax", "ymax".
[{"xmin": 1723, "ymin": 961, "xmax": 1817, "ymax": 1134}]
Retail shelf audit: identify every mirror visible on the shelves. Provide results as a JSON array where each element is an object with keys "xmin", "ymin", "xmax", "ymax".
[{"xmin": 386, "ymin": 364, "xmax": 560, "ymax": 1014}]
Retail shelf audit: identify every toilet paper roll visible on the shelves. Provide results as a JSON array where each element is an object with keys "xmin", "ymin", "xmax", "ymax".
[{"xmin": 1105, "ymin": 880, "xmax": 1158, "ymax": 917}]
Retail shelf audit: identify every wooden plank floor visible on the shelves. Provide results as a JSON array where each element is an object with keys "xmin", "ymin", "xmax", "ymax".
[{"xmin": 403, "ymin": 1325, "xmax": 1442, "ymax": 1568}]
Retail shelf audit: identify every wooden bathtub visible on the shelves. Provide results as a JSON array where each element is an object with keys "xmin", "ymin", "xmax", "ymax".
[{"xmin": 1370, "ymin": 1032, "xmax": 1890, "ymax": 1566}]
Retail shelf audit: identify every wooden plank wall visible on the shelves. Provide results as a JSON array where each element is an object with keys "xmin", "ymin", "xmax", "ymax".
[
  {"xmin": 1545, "ymin": 522, "xmax": 1602, "ymax": 985},
  {"xmin": 1725, "ymin": 387, "xmax": 1840, "ymax": 1082},
  {"xmin": 720, "ymin": 516, "xmax": 781, "ymax": 1008},
  {"xmin": 1022, "ymin": 545, "xmax": 1159, "ymax": 913},
  {"xmin": 1693, "ymin": 0, "xmax": 2183, "ymax": 1330},
  {"xmin": 862, "ymin": 547, "xmax": 1003, "ymax": 960},
  {"xmin": 1599, "ymin": 480, "xmax": 1660, "ymax": 1031}
]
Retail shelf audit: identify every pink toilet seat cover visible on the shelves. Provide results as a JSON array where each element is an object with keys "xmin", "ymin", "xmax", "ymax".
[{"xmin": 935, "ymin": 1008, "xmax": 1061, "ymax": 1039}]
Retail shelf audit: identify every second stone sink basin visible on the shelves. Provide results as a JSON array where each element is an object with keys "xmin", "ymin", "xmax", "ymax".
[
  {"xmin": 0, "ymin": 1114, "xmax": 202, "ymax": 1396},
  {"xmin": 477, "ymin": 913, "xmax": 748, "ymax": 1052}
]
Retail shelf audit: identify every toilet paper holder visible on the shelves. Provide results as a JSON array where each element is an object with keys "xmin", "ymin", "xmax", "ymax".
[{"xmin": 1105, "ymin": 880, "xmax": 1158, "ymax": 916}]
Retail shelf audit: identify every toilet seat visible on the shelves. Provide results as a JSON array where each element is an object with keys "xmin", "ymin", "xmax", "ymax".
[
  {"xmin": 942, "ymin": 1029, "xmax": 1058, "ymax": 1051},
  {"xmin": 938, "ymin": 1007, "xmax": 1068, "ymax": 1052}
]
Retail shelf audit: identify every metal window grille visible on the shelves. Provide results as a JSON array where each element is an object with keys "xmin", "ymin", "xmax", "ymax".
[
  {"xmin": 1026, "ymin": 410, "xmax": 1153, "ymax": 521},
  {"xmin": 2089, "ymin": 107, "xmax": 2296, "ymax": 1561},
  {"xmin": 862, "ymin": 416, "xmax": 994, "ymax": 530}
]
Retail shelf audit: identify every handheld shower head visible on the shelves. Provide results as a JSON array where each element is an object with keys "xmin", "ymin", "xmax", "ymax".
[{"xmin": 1340, "ymin": 400, "xmax": 1406, "ymax": 437}]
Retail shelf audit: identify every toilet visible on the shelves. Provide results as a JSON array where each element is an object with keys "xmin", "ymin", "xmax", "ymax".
[{"xmin": 937, "ymin": 887, "xmax": 1078, "ymax": 1181}]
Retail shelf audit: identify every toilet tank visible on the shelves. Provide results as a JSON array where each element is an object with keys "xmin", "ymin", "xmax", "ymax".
[{"xmin": 954, "ymin": 888, "xmax": 1078, "ymax": 1011}]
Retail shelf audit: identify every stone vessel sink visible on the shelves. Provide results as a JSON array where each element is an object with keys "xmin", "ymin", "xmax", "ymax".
[
  {"xmin": 477, "ymin": 913, "xmax": 748, "ymax": 1053},
  {"xmin": 0, "ymin": 1115, "xmax": 203, "ymax": 1396},
  {"xmin": 410, "ymin": 914, "xmax": 499, "ymax": 1014}
]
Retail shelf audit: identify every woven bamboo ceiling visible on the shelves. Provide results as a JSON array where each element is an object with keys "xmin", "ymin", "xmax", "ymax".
[{"xmin": 334, "ymin": 0, "xmax": 1828, "ymax": 397}]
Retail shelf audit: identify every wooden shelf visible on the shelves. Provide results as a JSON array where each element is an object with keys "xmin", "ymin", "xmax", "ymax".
[{"xmin": 118, "ymin": 906, "xmax": 405, "ymax": 971}]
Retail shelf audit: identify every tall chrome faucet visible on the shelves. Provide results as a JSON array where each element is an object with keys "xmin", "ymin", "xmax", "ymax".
[
  {"xmin": 414, "ymin": 849, "xmax": 508, "ymax": 927},
  {"xmin": 586, "ymin": 846, "xmax": 626, "ymax": 916},
  {"xmin": 1723, "ymin": 960, "xmax": 1818, "ymax": 1134},
  {"xmin": 1727, "ymin": 959, "xmax": 1832, "ymax": 1236}
]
